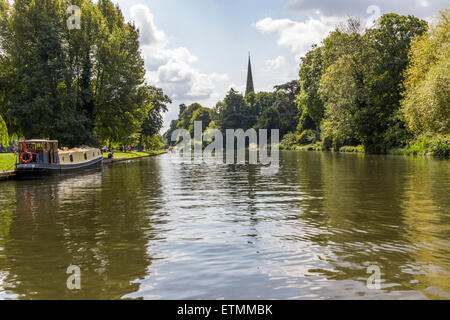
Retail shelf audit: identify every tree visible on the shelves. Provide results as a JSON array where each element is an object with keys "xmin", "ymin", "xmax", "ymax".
[
  {"xmin": 0, "ymin": 114, "xmax": 7, "ymax": 146},
  {"xmin": 245, "ymin": 91, "xmax": 276, "ymax": 118},
  {"xmin": 93, "ymin": 3, "xmax": 148, "ymax": 146},
  {"xmin": 274, "ymin": 80, "xmax": 300, "ymax": 100},
  {"xmin": 177, "ymin": 103, "xmax": 202, "ymax": 130},
  {"xmin": 163, "ymin": 120, "xmax": 178, "ymax": 146},
  {"xmin": 217, "ymin": 88, "xmax": 255, "ymax": 131},
  {"xmin": 254, "ymin": 105, "xmax": 282, "ymax": 133},
  {"xmin": 401, "ymin": 8, "xmax": 449, "ymax": 136},
  {"xmin": 188, "ymin": 107, "xmax": 211, "ymax": 135},
  {"xmin": 297, "ymin": 45, "xmax": 325, "ymax": 132},
  {"xmin": 0, "ymin": 0, "xmax": 169, "ymax": 147},
  {"xmin": 320, "ymin": 55, "xmax": 361, "ymax": 148},
  {"xmin": 314, "ymin": 15, "xmax": 427, "ymax": 152},
  {"xmin": 0, "ymin": 0, "xmax": 13, "ymax": 144},
  {"xmin": 178, "ymin": 104, "xmax": 187, "ymax": 119},
  {"xmin": 139, "ymin": 86, "xmax": 171, "ymax": 150},
  {"xmin": 143, "ymin": 134, "xmax": 164, "ymax": 150},
  {"xmin": 319, "ymin": 18, "xmax": 370, "ymax": 149},
  {"xmin": 363, "ymin": 13, "xmax": 428, "ymax": 151},
  {"xmin": 274, "ymin": 83, "xmax": 300, "ymax": 135},
  {"xmin": 6, "ymin": 0, "xmax": 91, "ymax": 146}
]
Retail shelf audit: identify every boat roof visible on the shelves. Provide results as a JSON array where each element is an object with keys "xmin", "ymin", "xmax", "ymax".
[{"xmin": 25, "ymin": 140, "xmax": 58, "ymax": 143}]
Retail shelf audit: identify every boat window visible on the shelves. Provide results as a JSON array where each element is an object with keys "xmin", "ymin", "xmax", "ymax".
[
  {"xmin": 84, "ymin": 153, "xmax": 87, "ymax": 160},
  {"xmin": 70, "ymin": 155, "xmax": 73, "ymax": 162}
]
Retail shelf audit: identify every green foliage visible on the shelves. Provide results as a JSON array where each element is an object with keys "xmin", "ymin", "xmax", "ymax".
[
  {"xmin": 254, "ymin": 105, "xmax": 282, "ymax": 132},
  {"xmin": 363, "ymin": 13, "xmax": 428, "ymax": 152},
  {"xmin": 297, "ymin": 129, "xmax": 319, "ymax": 145},
  {"xmin": 296, "ymin": 142, "xmax": 322, "ymax": 152},
  {"xmin": 406, "ymin": 135, "xmax": 450, "ymax": 158},
  {"xmin": 177, "ymin": 103, "xmax": 203, "ymax": 130},
  {"xmin": 163, "ymin": 119, "xmax": 178, "ymax": 146},
  {"xmin": 188, "ymin": 107, "xmax": 212, "ymax": 135},
  {"xmin": 245, "ymin": 91, "xmax": 276, "ymax": 117},
  {"xmin": 320, "ymin": 53, "xmax": 362, "ymax": 150},
  {"xmin": 165, "ymin": 81, "xmax": 300, "ymax": 147},
  {"xmin": 143, "ymin": 134, "xmax": 164, "ymax": 150},
  {"xmin": 339, "ymin": 145, "xmax": 365, "ymax": 153},
  {"xmin": 430, "ymin": 135, "xmax": 450, "ymax": 158},
  {"xmin": 401, "ymin": 8, "xmax": 449, "ymax": 137},
  {"xmin": 408, "ymin": 136, "xmax": 432, "ymax": 156},
  {"xmin": 280, "ymin": 132, "xmax": 298, "ymax": 150},
  {"xmin": 140, "ymin": 86, "xmax": 171, "ymax": 149},
  {"xmin": 216, "ymin": 88, "xmax": 255, "ymax": 131},
  {"xmin": 297, "ymin": 45, "xmax": 325, "ymax": 132},
  {"xmin": 295, "ymin": 13, "xmax": 430, "ymax": 154},
  {"xmin": 0, "ymin": 115, "xmax": 7, "ymax": 146},
  {"xmin": 0, "ymin": 0, "xmax": 168, "ymax": 147}
]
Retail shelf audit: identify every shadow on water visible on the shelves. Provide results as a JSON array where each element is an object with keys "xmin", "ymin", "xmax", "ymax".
[
  {"xmin": 0, "ymin": 159, "xmax": 165, "ymax": 299},
  {"xmin": 290, "ymin": 152, "xmax": 450, "ymax": 299}
]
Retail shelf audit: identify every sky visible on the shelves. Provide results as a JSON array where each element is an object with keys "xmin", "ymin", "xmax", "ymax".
[{"xmin": 47, "ymin": 0, "xmax": 450, "ymax": 131}]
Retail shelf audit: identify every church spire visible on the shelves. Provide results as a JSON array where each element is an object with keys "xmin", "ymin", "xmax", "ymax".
[{"xmin": 245, "ymin": 53, "xmax": 254, "ymax": 96}]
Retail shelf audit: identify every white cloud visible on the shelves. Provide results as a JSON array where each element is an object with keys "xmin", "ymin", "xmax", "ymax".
[
  {"xmin": 130, "ymin": 5, "xmax": 166, "ymax": 47},
  {"xmin": 129, "ymin": 4, "xmax": 232, "ymax": 129},
  {"xmin": 255, "ymin": 16, "xmax": 342, "ymax": 58},
  {"xmin": 265, "ymin": 56, "xmax": 286, "ymax": 70},
  {"xmin": 210, "ymin": 72, "xmax": 231, "ymax": 82}
]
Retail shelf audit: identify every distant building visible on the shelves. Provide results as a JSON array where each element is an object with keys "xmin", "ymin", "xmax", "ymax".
[{"xmin": 245, "ymin": 53, "xmax": 255, "ymax": 96}]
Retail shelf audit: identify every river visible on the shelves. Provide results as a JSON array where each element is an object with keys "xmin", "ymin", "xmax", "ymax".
[{"xmin": 0, "ymin": 151, "xmax": 449, "ymax": 299}]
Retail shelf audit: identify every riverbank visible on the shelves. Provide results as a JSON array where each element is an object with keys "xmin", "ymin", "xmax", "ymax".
[
  {"xmin": 282, "ymin": 141, "xmax": 449, "ymax": 158},
  {"xmin": 103, "ymin": 150, "xmax": 167, "ymax": 164},
  {"xmin": 0, "ymin": 153, "xmax": 16, "ymax": 172}
]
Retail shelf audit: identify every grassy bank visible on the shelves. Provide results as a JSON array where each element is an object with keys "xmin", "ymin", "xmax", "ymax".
[
  {"xmin": 0, "ymin": 153, "xmax": 16, "ymax": 171},
  {"xmin": 103, "ymin": 150, "xmax": 167, "ymax": 160},
  {"xmin": 280, "ymin": 134, "xmax": 450, "ymax": 159},
  {"xmin": 293, "ymin": 144, "xmax": 365, "ymax": 153}
]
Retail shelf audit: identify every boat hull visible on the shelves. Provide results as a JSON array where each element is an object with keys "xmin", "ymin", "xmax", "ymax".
[{"xmin": 15, "ymin": 155, "xmax": 103, "ymax": 179}]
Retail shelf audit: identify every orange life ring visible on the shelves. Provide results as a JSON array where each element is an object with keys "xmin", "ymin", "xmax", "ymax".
[{"xmin": 20, "ymin": 152, "xmax": 33, "ymax": 164}]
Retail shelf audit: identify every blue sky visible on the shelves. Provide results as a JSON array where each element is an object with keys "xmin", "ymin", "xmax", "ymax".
[{"xmin": 111, "ymin": 0, "xmax": 447, "ymax": 131}]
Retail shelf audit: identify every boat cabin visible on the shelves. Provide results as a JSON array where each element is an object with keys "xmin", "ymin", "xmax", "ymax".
[
  {"xmin": 17, "ymin": 140, "xmax": 102, "ymax": 166},
  {"xmin": 18, "ymin": 140, "xmax": 59, "ymax": 164}
]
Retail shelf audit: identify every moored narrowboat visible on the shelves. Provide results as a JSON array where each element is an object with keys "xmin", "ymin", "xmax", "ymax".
[{"xmin": 15, "ymin": 140, "xmax": 103, "ymax": 178}]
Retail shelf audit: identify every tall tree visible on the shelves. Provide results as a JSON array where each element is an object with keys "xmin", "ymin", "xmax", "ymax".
[
  {"xmin": 401, "ymin": 8, "xmax": 449, "ymax": 136},
  {"xmin": 177, "ymin": 103, "xmax": 202, "ymax": 130},
  {"xmin": 188, "ymin": 107, "xmax": 212, "ymax": 135},
  {"xmin": 363, "ymin": 13, "xmax": 428, "ymax": 152},
  {"xmin": 319, "ymin": 18, "xmax": 371, "ymax": 149},
  {"xmin": 93, "ymin": 3, "xmax": 147, "ymax": 145},
  {"xmin": 297, "ymin": 45, "xmax": 325, "ymax": 132},
  {"xmin": 0, "ymin": 0, "xmax": 169, "ymax": 147},
  {"xmin": 217, "ymin": 88, "xmax": 255, "ymax": 131}
]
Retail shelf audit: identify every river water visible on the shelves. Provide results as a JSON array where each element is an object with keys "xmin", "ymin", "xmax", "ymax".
[{"xmin": 0, "ymin": 151, "xmax": 449, "ymax": 299}]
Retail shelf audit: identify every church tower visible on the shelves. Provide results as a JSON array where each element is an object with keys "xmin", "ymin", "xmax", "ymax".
[{"xmin": 245, "ymin": 53, "xmax": 255, "ymax": 96}]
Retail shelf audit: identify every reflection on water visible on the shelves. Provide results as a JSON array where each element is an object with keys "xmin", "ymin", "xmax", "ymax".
[{"xmin": 0, "ymin": 152, "xmax": 449, "ymax": 299}]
